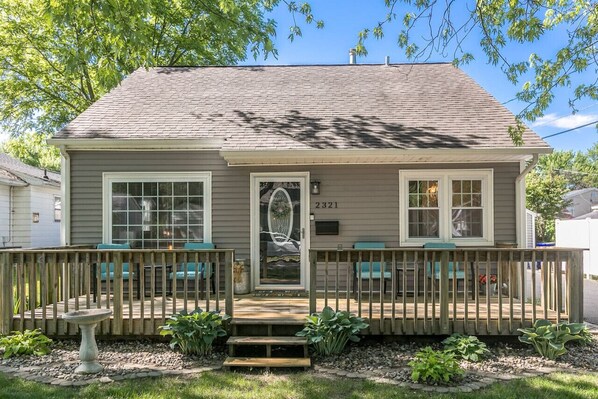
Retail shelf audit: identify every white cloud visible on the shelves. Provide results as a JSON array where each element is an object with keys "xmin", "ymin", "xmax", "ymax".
[
  {"xmin": 0, "ymin": 133, "xmax": 9, "ymax": 144},
  {"xmin": 532, "ymin": 113, "xmax": 598, "ymax": 129}
]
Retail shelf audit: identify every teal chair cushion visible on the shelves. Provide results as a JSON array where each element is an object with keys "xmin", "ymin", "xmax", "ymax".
[
  {"xmin": 357, "ymin": 271, "xmax": 392, "ymax": 280},
  {"xmin": 353, "ymin": 242, "xmax": 388, "ymax": 277},
  {"xmin": 97, "ymin": 243, "xmax": 131, "ymax": 280},
  {"xmin": 170, "ymin": 242, "xmax": 215, "ymax": 280},
  {"xmin": 423, "ymin": 242, "xmax": 461, "ymax": 280}
]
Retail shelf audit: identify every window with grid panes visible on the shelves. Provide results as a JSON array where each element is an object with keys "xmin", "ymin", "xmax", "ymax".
[
  {"xmin": 104, "ymin": 173, "xmax": 211, "ymax": 249},
  {"xmin": 399, "ymin": 170, "xmax": 493, "ymax": 246}
]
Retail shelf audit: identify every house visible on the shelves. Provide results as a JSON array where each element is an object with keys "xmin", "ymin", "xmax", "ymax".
[
  {"xmin": 0, "ymin": 153, "xmax": 61, "ymax": 248},
  {"xmin": 47, "ymin": 63, "xmax": 552, "ymax": 292},
  {"xmin": 563, "ymin": 188, "xmax": 598, "ymax": 218},
  {"xmin": 0, "ymin": 62, "xmax": 584, "ymax": 339}
]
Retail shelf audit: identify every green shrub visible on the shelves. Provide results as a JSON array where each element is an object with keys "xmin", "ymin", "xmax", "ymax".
[
  {"xmin": 159, "ymin": 308, "xmax": 230, "ymax": 356},
  {"xmin": 442, "ymin": 333, "xmax": 490, "ymax": 362},
  {"xmin": 0, "ymin": 329, "xmax": 52, "ymax": 359},
  {"xmin": 518, "ymin": 319, "xmax": 587, "ymax": 360},
  {"xmin": 577, "ymin": 326, "xmax": 594, "ymax": 344},
  {"xmin": 409, "ymin": 347, "xmax": 463, "ymax": 384},
  {"xmin": 296, "ymin": 306, "xmax": 368, "ymax": 356}
]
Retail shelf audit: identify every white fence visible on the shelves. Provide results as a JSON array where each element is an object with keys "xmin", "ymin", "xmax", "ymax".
[{"xmin": 556, "ymin": 219, "xmax": 598, "ymax": 277}]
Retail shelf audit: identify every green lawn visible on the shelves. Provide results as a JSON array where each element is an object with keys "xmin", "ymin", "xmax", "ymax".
[{"xmin": 0, "ymin": 371, "xmax": 596, "ymax": 399}]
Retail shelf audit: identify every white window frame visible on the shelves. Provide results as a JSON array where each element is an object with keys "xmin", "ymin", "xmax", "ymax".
[
  {"xmin": 54, "ymin": 196, "xmax": 62, "ymax": 222},
  {"xmin": 399, "ymin": 169, "xmax": 494, "ymax": 247},
  {"xmin": 102, "ymin": 172, "xmax": 212, "ymax": 246}
]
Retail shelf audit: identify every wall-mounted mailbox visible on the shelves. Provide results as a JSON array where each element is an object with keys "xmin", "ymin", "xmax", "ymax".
[{"xmin": 315, "ymin": 220, "xmax": 339, "ymax": 235}]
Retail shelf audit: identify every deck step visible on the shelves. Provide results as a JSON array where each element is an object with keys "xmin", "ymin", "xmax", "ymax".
[
  {"xmin": 223, "ymin": 357, "xmax": 311, "ymax": 368},
  {"xmin": 227, "ymin": 336, "xmax": 307, "ymax": 346},
  {"xmin": 230, "ymin": 317, "xmax": 305, "ymax": 326}
]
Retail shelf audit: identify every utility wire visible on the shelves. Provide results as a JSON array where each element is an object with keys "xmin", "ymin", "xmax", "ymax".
[{"xmin": 541, "ymin": 120, "xmax": 598, "ymax": 139}]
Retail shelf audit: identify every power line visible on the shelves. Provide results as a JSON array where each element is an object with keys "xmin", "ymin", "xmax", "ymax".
[{"xmin": 541, "ymin": 120, "xmax": 598, "ymax": 139}]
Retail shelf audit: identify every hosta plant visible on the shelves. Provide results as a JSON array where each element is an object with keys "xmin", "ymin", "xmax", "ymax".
[
  {"xmin": 442, "ymin": 333, "xmax": 490, "ymax": 362},
  {"xmin": 0, "ymin": 329, "xmax": 52, "ymax": 359},
  {"xmin": 159, "ymin": 308, "xmax": 230, "ymax": 356},
  {"xmin": 409, "ymin": 347, "xmax": 463, "ymax": 384},
  {"xmin": 518, "ymin": 319, "xmax": 587, "ymax": 360},
  {"xmin": 296, "ymin": 306, "xmax": 368, "ymax": 356}
]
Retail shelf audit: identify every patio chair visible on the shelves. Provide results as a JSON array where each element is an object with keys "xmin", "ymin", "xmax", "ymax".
[
  {"xmin": 93, "ymin": 243, "xmax": 133, "ymax": 301},
  {"xmin": 353, "ymin": 242, "xmax": 391, "ymax": 295},
  {"xmin": 423, "ymin": 242, "xmax": 468, "ymax": 296},
  {"xmin": 170, "ymin": 242, "xmax": 216, "ymax": 294}
]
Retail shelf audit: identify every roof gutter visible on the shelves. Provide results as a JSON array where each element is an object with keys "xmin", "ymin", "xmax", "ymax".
[
  {"xmin": 47, "ymin": 138, "xmax": 225, "ymax": 151},
  {"xmin": 221, "ymin": 147, "xmax": 551, "ymax": 166}
]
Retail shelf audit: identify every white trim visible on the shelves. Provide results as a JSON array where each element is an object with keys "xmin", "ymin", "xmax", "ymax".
[
  {"xmin": 399, "ymin": 169, "xmax": 494, "ymax": 247},
  {"xmin": 250, "ymin": 172, "xmax": 310, "ymax": 291},
  {"xmin": 223, "ymin": 148, "xmax": 551, "ymax": 166},
  {"xmin": 516, "ymin": 160, "xmax": 526, "ymax": 249},
  {"xmin": 48, "ymin": 138, "xmax": 224, "ymax": 151},
  {"xmin": 102, "ymin": 172, "xmax": 212, "ymax": 246},
  {"xmin": 59, "ymin": 146, "xmax": 70, "ymax": 245}
]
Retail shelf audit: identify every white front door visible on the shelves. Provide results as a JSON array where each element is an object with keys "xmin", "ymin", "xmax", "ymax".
[{"xmin": 251, "ymin": 173, "xmax": 309, "ymax": 290}]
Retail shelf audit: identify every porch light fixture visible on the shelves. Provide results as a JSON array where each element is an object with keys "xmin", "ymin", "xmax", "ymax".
[{"xmin": 310, "ymin": 180, "xmax": 321, "ymax": 195}]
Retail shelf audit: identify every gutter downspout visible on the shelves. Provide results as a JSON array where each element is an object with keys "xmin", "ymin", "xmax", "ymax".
[
  {"xmin": 59, "ymin": 146, "xmax": 71, "ymax": 246},
  {"xmin": 4, "ymin": 186, "xmax": 14, "ymax": 247},
  {"xmin": 515, "ymin": 154, "xmax": 539, "ymax": 249},
  {"xmin": 0, "ymin": 173, "xmax": 29, "ymax": 248}
]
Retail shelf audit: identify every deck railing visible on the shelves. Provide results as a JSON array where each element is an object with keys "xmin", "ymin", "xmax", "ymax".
[
  {"xmin": 0, "ymin": 247, "xmax": 584, "ymax": 337},
  {"xmin": 0, "ymin": 248, "xmax": 234, "ymax": 336},
  {"xmin": 309, "ymin": 248, "xmax": 584, "ymax": 335}
]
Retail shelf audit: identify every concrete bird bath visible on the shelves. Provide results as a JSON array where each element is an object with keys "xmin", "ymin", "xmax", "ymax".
[{"xmin": 62, "ymin": 309, "xmax": 112, "ymax": 374}]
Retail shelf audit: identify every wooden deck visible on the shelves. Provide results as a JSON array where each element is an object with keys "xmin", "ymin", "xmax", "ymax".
[
  {"xmin": 1, "ymin": 247, "xmax": 584, "ymax": 337},
  {"xmin": 12, "ymin": 293, "xmax": 564, "ymax": 336}
]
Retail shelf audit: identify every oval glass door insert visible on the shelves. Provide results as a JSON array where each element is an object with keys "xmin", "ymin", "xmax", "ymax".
[{"xmin": 267, "ymin": 187, "xmax": 294, "ymax": 245}]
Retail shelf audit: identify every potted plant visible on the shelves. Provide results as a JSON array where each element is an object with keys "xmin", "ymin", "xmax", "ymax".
[
  {"xmin": 479, "ymin": 274, "xmax": 498, "ymax": 295},
  {"xmin": 233, "ymin": 260, "xmax": 250, "ymax": 295}
]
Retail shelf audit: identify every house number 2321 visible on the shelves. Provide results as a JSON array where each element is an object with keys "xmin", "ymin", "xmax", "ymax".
[{"xmin": 315, "ymin": 202, "xmax": 338, "ymax": 209}]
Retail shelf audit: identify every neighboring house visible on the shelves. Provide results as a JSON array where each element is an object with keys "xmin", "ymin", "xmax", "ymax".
[
  {"xmin": 0, "ymin": 153, "xmax": 61, "ymax": 248},
  {"xmin": 48, "ymin": 63, "xmax": 551, "ymax": 291},
  {"xmin": 563, "ymin": 187, "xmax": 598, "ymax": 218}
]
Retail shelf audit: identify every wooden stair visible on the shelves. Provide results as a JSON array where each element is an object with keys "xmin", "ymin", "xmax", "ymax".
[{"xmin": 224, "ymin": 318, "xmax": 311, "ymax": 370}]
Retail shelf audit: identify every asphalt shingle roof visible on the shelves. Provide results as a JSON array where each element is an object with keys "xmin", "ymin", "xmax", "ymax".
[
  {"xmin": 54, "ymin": 64, "xmax": 549, "ymax": 151},
  {"xmin": 0, "ymin": 153, "xmax": 60, "ymax": 185}
]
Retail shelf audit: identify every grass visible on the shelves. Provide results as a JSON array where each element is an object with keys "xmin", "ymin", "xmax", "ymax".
[{"xmin": 0, "ymin": 371, "xmax": 596, "ymax": 399}]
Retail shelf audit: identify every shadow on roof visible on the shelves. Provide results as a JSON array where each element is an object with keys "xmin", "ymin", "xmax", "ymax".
[{"xmin": 230, "ymin": 109, "xmax": 484, "ymax": 149}]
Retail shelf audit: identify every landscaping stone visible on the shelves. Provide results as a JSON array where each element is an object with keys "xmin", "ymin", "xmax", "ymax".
[{"xmin": 1, "ymin": 334, "xmax": 596, "ymax": 391}]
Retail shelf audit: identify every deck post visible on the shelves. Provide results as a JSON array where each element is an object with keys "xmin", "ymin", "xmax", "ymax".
[
  {"xmin": 309, "ymin": 250, "xmax": 317, "ymax": 314},
  {"xmin": 112, "ymin": 252, "xmax": 123, "ymax": 335},
  {"xmin": 439, "ymin": 250, "xmax": 450, "ymax": 334},
  {"xmin": 0, "ymin": 252, "xmax": 14, "ymax": 335},
  {"xmin": 225, "ymin": 250, "xmax": 234, "ymax": 318},
  {"xmin": 568, "ymin": 250, "xmax": 584, "ymax": 323}
]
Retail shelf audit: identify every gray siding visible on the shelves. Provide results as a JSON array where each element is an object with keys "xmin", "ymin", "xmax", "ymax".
[{"xmin": 69, "ymin": 151, "xmax": 518, "ymax": 258}]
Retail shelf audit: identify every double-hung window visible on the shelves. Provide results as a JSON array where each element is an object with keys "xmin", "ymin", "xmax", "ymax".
[
  {"xmin": 399, "ymin": 170, "xmax": 493, "ymax": 246},
  {"xmin": 103, "ymin": 172, "xmax": 212, "ymax": 249}
]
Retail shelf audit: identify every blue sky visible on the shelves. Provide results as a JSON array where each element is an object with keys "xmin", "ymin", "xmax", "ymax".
[{"xmin": 242, "ymin": 1, "xmax": 597, "ymax": 153}]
